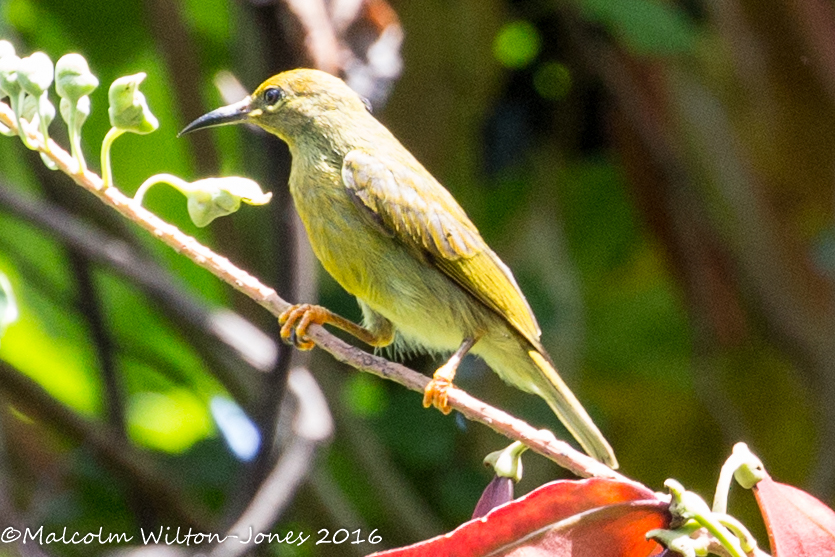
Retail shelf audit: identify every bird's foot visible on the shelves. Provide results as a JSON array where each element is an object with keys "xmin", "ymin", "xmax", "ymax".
[
  {"xmin": 279, "ymin": 303, "xmax": 330, "ymax": 350},
  {"xmin": 422, "ymin": 362, "xmax": 457, "ymax": 415}
]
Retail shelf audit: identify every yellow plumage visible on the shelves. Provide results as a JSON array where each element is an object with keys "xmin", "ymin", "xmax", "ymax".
[{"xmin": 181, "ymin": 69, "xmax": 618, "ymax": 469}]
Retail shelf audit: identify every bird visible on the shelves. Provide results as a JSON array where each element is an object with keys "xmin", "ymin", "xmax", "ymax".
[{"xmin": 180, "ymin": 69, "xmax": 618, "ymax": 468}]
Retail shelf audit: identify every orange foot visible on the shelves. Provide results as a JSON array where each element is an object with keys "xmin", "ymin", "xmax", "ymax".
[
  {"xmin": 279, "ymin": 303, "xmax": 329, "ymax": 350},
  {"xmin": 422, "ymin": 362, "xmax": 457, "ymax": 415}
]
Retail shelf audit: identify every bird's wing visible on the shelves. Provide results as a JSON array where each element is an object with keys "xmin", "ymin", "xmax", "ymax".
[{"xmin": 342, "ymin": 149, "xmax": 542, "ymax": 346}]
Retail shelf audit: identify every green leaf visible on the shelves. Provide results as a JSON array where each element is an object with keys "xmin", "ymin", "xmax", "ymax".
[
  {"xmin": 0, "ymin": 263, "xmax": 102, "ymax": 416},
  {"xmin": 127, "ymin": 388, "xmax": 214, "ymax": 453}
]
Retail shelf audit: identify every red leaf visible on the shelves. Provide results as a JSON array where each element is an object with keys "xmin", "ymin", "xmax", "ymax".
[
  {"xmin": 754, "ymin": 473, "xmax": 835, "ymax": 556},
  {"xmin": 368, "ymin": 478, "xmax": 669, "ymax": 557}
]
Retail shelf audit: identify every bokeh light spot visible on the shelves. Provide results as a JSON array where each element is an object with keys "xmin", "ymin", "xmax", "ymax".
[
  {"xmin": 343, "ymin": 373, "xmax": 388, "ymax": 417},
  {"xmin": 534, "ymin": 61, "xmax": 572, "ymax": 100},
  {"xmin": 493, "ymin": 20, "xmax": 541, "ymax": 69}
]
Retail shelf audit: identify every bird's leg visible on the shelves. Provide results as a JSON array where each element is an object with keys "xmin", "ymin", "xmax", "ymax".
[
  {"xmin": 423, "ymin": 337, "xmax": 478, "ymax": 415},
  {"xmin": 279, "ymin": 303, "xmax": 394, "ymax": 350}
]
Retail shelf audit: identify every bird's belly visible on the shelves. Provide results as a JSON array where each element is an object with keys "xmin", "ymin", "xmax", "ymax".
[
  {"xmin": 300, "ymin": 201, "xmax": 479, "ymax": 353},
  {"xmin": 363, "ymin": 253, "xmax": 476, "ymax": 353}
]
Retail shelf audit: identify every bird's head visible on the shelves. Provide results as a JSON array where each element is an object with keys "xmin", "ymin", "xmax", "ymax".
[{"xmin": 179, "ymin": 69, "xmax": 370, "ymax": 145}]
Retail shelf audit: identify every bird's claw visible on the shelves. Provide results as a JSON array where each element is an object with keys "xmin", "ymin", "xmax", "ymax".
[
  {"xmin": 278, "ymin": 303, "xmax": 323, "ymax": 350},
  {"xmin": 422, "ymin": 365, "xmax": 455, "ymax": 415}
]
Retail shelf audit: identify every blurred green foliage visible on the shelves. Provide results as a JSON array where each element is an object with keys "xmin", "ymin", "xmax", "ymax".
[{"xmin": 580, "ymin": 0, "xmax": 698, "ymax": 55}]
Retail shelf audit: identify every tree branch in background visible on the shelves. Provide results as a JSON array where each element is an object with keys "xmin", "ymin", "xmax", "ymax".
[
  {"xmin": 0, "ymin": 360, "xmax": 211, "ymax": 530},
  {"xmin": 30, "ymin": 155, "xmax": 129, "ymax": 435},
  {"xmin": 0, "ymin": 180, "xmax": 270, "ymax": 403},
  {"xmin": 210, "ymin": 367, "xmax": 333, "ymax": 557}
]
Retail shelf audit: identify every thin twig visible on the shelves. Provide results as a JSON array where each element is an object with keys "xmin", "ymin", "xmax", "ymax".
[{"xmin": 0, "ymin": 102, "xmax": 625, "ymax": 481}]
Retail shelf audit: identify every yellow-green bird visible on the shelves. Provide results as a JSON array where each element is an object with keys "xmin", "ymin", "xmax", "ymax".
[{"xmin": 181, "ymin": 69, "xmax": 618, "ymax": 468}]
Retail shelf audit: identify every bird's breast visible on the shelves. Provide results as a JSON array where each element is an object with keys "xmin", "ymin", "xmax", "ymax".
[{"xmin": 289, "ymin": 155, "xmax": 385, "ymax": 297}]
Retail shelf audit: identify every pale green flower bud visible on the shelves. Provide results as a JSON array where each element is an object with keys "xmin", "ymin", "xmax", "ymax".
[
  {"xmin": 60, "ymin": 95, "xmax": 90, "ymax": 127},
  {"xmin": 17, "ymin": 51, "xmax": 53, "ymax": 97},
  {"xmin": 55, "ymin": 53, "xmax": 98, "ymax": 101},
  {"xmin": 0, "ymin": 41, "xmax": 14, "ymax": 61},
  {"xmin": 0, "ymin": 54, "xmax": 20, "ymax": 99},
  {"xmin": 133, "ymin": 174, "xmax": 272, "ymax": 227},
  {"xmin": 35, "ymin": 94, "xmax": 55, "ymax": 127},
  {"xmin": 207, "ymin": 176, "xmax": 273, "ymax": 205},
  {"xmin": 20, "ymin": 93, "xmax": 37, "ymax": 121},
  {"xmin": 20, "ymin": 91, "xmax": 55, "ymax": 130},
  {"xmin": 186, "ymin": 177, "xmax": 272, "ymax": 227},
  {"xmin": 33, "ymin": 95, "xmax": 57, "ymax": 169},
  {"xmin": 108, "ymin": 72, "xmax": 158, "ymax": 134}
]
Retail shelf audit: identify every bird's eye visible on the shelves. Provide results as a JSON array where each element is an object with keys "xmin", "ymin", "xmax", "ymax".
[{"xmin": 263, "ymin": 87, "xmax": 284, "ymax": 106}]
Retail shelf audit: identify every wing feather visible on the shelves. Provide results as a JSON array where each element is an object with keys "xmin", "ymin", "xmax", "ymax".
[{"xmin": 342, "ymin": 149, "xmax": 542, "ymax": 346}]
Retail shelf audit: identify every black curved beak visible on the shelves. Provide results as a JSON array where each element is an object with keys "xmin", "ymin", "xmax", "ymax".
[{"xmin": 178, "ymin": 97, "xmax": 252, "ymax": 137}]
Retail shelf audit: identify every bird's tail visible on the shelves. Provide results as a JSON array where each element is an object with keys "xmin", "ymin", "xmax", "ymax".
[{"xmin": 528, "ymin": 349, "xmax": 618, "ymax": 469}]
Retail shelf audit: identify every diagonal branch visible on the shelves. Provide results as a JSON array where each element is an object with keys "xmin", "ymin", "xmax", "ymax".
[{"xmin": 0, "ymin": 102, "xmax": 625, "ymax": 482}]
